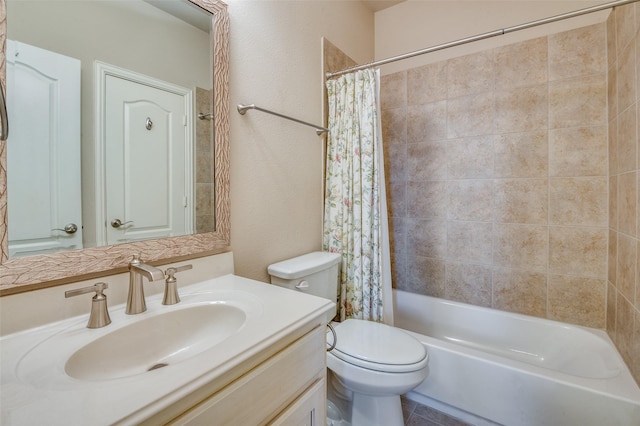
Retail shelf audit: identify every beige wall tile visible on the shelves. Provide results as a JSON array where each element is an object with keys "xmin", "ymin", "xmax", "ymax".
[
  {"xmin": 607, "ymin": 281, "xmax": 617, "ymax": 336},
  {"xmin": 549, "ymin": 74, "xmax": 607, "ymax": 129},
  {"xmin": 632, "ymin": 310, "xmax": 640, "ymax": 381},
  {"xmin": 446, "ymin": 262, "xmax": 492, "ymax": 307},
  {"xmin": 617, "ymin": 233, "xmax": 637, "ymax": 302},
  {"xmin": 617, "ymin": 40, "xmax": 637, "ymax": 114},
  {"xmin": 549, "ymin": 23, "xmax": 606, "ymax": 81},
  {"xmin": 637, "ymin": 239, "xmax": 640, "ymax": 307},
  {"xmin": 447, "ymin": 179, "xmax": 493, "ymax": 222},
  {"xmin": 618, "ymin": 104, "xmax": 637, "ymax": 173},
  {"xmin": 407, "ymin": 141, "xmax": 447, "ymax": 181},
  {"xmin": 494, "ymin": 223, "xmax": 548, "ymax": 271},
  {"xmin": 494, "ymin": 131, "xmax": 548, "ymax": 178},
  {"xmin": 495, "ymin": 84, "xmax": 548, "ymax": 133},
  {"xmin": 609, "ymin": 116, "xmax": 619, "ymax": 176},
  {"xmin": 447, "ymin": 221, "xmax": 493, "ymax": 264},
  {"xmin": 405, "ymin": 256, "xmax": 446, "ymax": 297},
  {"xmin": 637, "ymin": 30, "xmax": 640, "ymax": 103},
  {"xmin": 390, "ymin": 218, "xmax": 406, "ymax": 260},
  {"xmin": 494, "ymin": 178, "xmax": 548, "ymax": 224},
  {"xmin": 548, "ymin": 274, "xmax": 606, "ymax": 328},
  {"xmin": 549, "ymin": 126, "xmax": 608, "ymax": 177},
  {"xmin": 391, "ymin": 254, "xmax": 406, "ymax": 290},
  {"xmin": 195, "ymin": 183, "xmax": 213, "ymax": 216},
  {"xmin": 549, "ymin": 177, "xmax": 608, "ymax": 227},
  {"xmin": 616, "ymin": 3, "xmax": 636, "ymax": 54},
  {"xmin": 610, "ymin": 230, "xmax": 618, "ymax": 285},
  {"xmin": 407, "ymin": 62, "xmax": 447, "ymax": 105},
  {"xmin": 447, "ymin": 92, "xmax": 495, "ymax": 138},
  {"xmin": 407, "ymin": 101, "xmax": 447, "ymax": 143},
  {"xmin": 406, "ymin": 181, "xmax": 447, "ymax": 219},
  {"xmin": 406, "ymin": 218, "xmax": 447, "ymax": 259},
  {"xmin": 447, "ymin": 135, "xmax": 495, "ymax": 179},
  {"xmin": 607, "ymin": 9, "xmax": 617, "ymax": 69},
  {"xmin": 382, "ymin": 108, "xmax": 406, "ymax": 145},
  {"xmin": 549, "ymin": 226, "xmax": 608, "ymax": 278},
  {"xmin": 609, "ymin": 65, "xmax": 618, "ymax": 123},
  {"xmin": 494, "ymin": 37, "xmax": 547, "ymax": 89},
  {"xmin": 447, "ymin": 50, "xmax": 494, "ymax": 98},
  {"xmin": 618, "ymin": 171, "xmax": 638, "ymax": 237},
  {"xmin": 493, "ymin": 268, "xmax": 547, "ymax": 317},
  {"xmin": 385, "ymin": 144, "xmax": 407, "ymax": 183},
  {"xmin": 195, "ymin": 151, "xmax": 213, "ymax": 183},
  {"xmin": 381, "ymin": 72, "xmax": 406, "ymax": 110},
  {"xmin": 610, "ymin": 175, "xmax": 618, "ymax": 229},
  {"xmin": 616, "ymin": 294, "xmax": 634, "ymax": 366},
  {"xmin": 387, "ymin": 181, "xmax": 406, "ymax": 218}
]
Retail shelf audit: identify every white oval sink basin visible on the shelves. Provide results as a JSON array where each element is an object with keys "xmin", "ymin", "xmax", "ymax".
[{"xmin": 65, "ymin": 303, "xmax": 246, "ymax": 381}]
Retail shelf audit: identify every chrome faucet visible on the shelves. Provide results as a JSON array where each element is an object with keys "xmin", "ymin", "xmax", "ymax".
[{"xmin": 126, "ymin": 254, "xmax": 165, "ymax": 315}]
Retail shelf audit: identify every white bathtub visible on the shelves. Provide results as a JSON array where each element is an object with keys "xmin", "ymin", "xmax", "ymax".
[{"xmin": 393, "ymin": 290, "xmax": 640, "ymax": 426}]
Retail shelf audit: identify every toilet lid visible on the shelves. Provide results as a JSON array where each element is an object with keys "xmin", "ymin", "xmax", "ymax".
[{"xmin": 330, "ymin": 319, "xmax": 427, "ymax": 373}]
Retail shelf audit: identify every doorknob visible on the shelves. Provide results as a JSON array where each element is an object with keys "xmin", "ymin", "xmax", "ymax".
[
  {"xmin": 53, "ymin": 223, "xmax": 78, "ymax": 234},
  {"xmin": 111, "ymin": 219, "xmax": 133, "ymax": 229}
]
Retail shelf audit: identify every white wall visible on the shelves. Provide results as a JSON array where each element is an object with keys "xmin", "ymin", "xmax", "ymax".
[
  {"xmin": 226, "ymin": 1, "xmax": 374, "ymax": 282},
  {"xmin": 375, "ymin": 0, "xmax": 609, "ymax": 74}
]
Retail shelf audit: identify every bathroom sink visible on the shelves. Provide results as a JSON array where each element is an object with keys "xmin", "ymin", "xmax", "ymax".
[
  {"xmin": 65, "ymin": 303, "xmax": 246, "ymax": 381},
  {"xmin": 3, "ymin": 274, "xmax": 336, "ymax": 425}
]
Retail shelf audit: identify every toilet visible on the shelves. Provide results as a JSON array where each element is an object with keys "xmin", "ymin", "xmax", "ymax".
[{"xmin": 268, "ymin": 251, "xmax": 429, "ymax": 426}]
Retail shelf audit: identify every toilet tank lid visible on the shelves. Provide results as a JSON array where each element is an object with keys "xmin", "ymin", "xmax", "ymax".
[{"xmin": 268, "ymin": 252, "xmax": 342, "ymax": 279}]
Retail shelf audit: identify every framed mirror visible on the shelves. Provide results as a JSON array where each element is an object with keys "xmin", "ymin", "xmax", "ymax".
[{"xmin": 0, "ymin": 0, "xmax": 229, "ymax": 294}]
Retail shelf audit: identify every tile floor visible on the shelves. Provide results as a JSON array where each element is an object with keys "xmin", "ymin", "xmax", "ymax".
[{"xmin": 402, "ymin": 396, "xmax": 473, "ymax": 426}]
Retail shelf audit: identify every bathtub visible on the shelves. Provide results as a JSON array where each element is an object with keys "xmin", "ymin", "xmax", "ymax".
[{"xmin": 393, "ymin": 290, "xmax": 640, "ymax": 426}]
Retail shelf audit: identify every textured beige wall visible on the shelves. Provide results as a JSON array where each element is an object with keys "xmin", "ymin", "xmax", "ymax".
[
  {"xmin": 226, "ymin": 1, "xmax": 374, "ymax": 282},
  {"xmin": 606, "ymin": 3, "xmax": 640, "ymax": 386}
]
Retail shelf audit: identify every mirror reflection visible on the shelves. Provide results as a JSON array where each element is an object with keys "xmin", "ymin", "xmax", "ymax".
[{"xmin": 6, "ymin": 0, "xmax": 215, "ymax": 258}]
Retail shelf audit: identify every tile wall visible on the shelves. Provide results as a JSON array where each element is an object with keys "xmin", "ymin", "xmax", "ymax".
[
  {"xmin": 382, "ymin": 22, "xmax": 610, "ymax": 329},
  {"xmin": 382, "ymin": 4, "xmax": 640, "ymax": 384},
  {"xmin": 195, "ymin": 87, "xmax": 215, "ymax": 233},
  {"xmin": 606, "ymin": 4, "xmax": 640, "ymax": 383}
]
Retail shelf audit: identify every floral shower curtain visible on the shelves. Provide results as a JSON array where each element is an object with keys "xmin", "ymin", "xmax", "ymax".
[{"xmin": 323, "ymin": 69, "xmax": 392, "ymax": 323}]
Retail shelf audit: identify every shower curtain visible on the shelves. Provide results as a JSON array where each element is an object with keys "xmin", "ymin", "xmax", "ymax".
[{"xmin": 323, "ymin": 69, "xmax": 393, "ymax": 324}]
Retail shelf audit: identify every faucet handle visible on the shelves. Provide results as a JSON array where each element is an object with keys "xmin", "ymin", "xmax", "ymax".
[
  {"xmin": 65, "ymin": 282, "xmax": 112, "ymax": 328},
  {"xmin": 162, "ymin": 264, "xmax": 193, "ymax": 305}
]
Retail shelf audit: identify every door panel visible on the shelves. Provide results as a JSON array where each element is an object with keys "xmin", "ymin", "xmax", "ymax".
[
  {"xmin": 105, "ymin": 75, "xmax": 188, "ymax": 245},
  {"xmin": 6, "ymin": 40, "xmax": 83, "ymax": 257}
]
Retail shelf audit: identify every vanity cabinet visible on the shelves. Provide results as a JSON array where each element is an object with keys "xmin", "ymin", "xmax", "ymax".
[{"xmin": 164, "ymin": 323, "xmax": 327, "ymax": 425}]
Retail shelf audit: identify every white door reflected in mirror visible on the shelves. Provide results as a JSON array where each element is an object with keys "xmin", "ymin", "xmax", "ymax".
[
  {"xmin": 6, "ymin": 40, "xmax": 83, "ymax": 257},
  {"xmin": 101, "ymin": 66, "xmax": 193, "ymax": 246}
]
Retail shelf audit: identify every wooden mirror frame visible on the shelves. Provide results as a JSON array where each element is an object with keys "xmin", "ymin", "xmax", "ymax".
[{"xmin": 0, "ymin": 0, "xmax": 230, "ymax": 295}]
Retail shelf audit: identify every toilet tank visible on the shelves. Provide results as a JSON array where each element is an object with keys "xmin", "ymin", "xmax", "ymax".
[{"xmin": 268, "ymin": 252, "xmax": 341, "ymax": 318}]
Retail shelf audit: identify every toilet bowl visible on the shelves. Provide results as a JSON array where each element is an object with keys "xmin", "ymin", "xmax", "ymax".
[
  {"xmin": 268, "ymin": 252, "xmax": 429, "ymax": 426},
  {"xmin": 326, "ymin": 319, "xmax": 428, "ymax": 426}
]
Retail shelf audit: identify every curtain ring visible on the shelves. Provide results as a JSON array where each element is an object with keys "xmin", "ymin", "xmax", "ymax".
[{"xmin": 326, "ymin": 322, "xmax": 337, "ymax": 352}]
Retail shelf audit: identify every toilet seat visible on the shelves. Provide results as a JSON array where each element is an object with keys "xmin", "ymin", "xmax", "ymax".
[{"xmin": 329, "ymin": 319, "xmax": 428, "ymax": 373}]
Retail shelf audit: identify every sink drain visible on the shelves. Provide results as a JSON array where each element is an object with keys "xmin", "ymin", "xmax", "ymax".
[{"xmin": 148, "ymin": 363, "xmax": 169, "ymax": 371}]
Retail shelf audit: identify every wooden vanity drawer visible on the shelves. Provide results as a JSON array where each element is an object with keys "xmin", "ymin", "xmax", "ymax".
[{"xmin": 169, "ymin": 324, "xmax": 326, "ymax": 425}]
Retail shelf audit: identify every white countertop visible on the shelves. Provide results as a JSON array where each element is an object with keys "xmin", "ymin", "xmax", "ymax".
[{"xmin": 0, "ymin": 274, "xmax": 334, "ymax": 425}]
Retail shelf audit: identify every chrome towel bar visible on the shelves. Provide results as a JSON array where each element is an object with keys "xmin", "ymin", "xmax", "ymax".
[{"xmin": 237, "ymin": 103, "xmax": 329, "ymax": 136}]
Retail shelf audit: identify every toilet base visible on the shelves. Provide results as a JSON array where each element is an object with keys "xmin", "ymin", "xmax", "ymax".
[{"xmin": 351, "ymin": 393, "xmax": 403, "ymax": 426}]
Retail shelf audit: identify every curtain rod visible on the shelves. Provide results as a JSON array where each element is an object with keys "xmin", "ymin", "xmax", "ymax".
[{"xmin": 326, "ymin": 0, "xmax": 637, "ymax": 79}]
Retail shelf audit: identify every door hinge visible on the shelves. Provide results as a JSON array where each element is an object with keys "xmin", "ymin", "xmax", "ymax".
[
  {"xmin": 183, "ymin": 196, "xmax": 188, "ymax": 207},
  {"xmin": 183, "ymin": 115, "xmax": 187, "ymax": 126}
]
